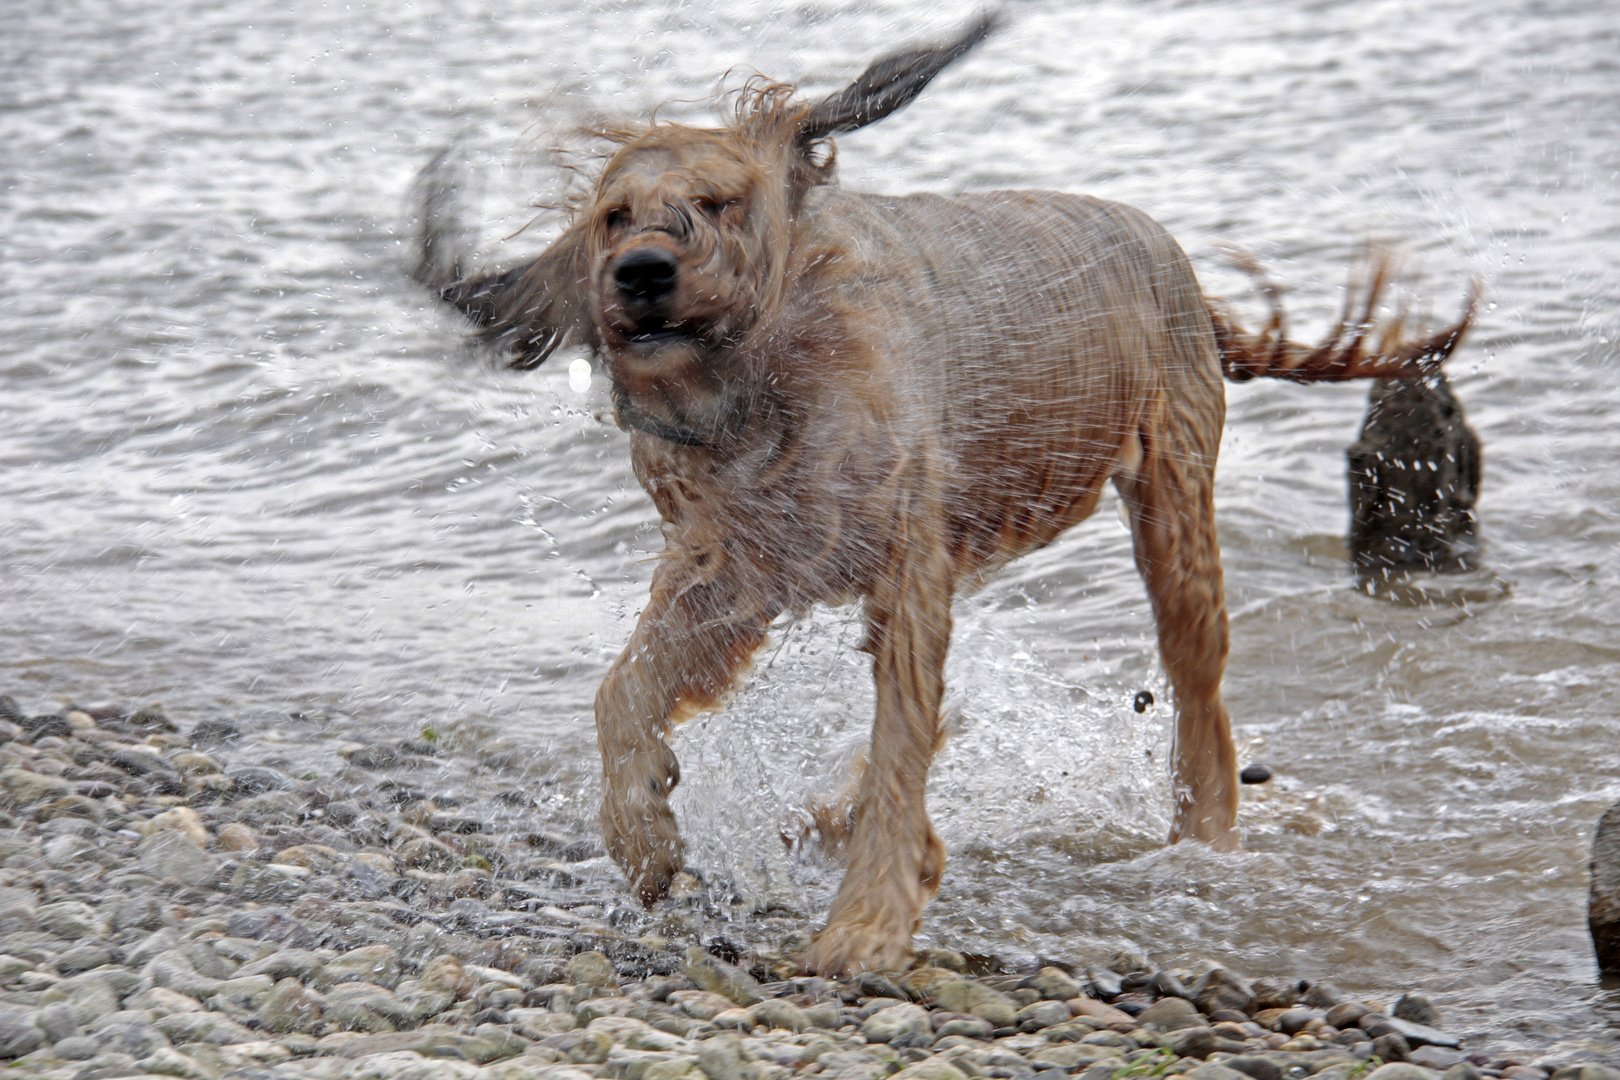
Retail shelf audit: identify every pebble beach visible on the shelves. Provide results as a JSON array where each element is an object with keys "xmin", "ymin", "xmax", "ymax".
[{"xmin": 0, "ymin": 693, "xmax": 1612, "ymax": 1080}]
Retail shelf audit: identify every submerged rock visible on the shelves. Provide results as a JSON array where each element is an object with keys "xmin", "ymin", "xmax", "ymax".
[
  {"xmin": 1592, "ymin": 800, "xmax": 1620, "ymax": 975},
  {"xmin": 1347, "ymin": 373, "xmax": 1481, "ymax": 581}
]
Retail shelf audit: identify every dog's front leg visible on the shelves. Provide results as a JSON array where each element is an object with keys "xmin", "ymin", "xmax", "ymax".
[
  {"xmin": 597, "ymin": 558, "xmax": 776, "ymax": 906},
  {"xmin": 805, "ymin": 536, "xmax": 953, "ymax": 976}
]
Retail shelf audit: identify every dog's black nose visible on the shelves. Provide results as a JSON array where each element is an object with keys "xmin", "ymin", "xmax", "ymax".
[{"xmin": 614, "ymin": 248, "xmax": 679, "ymax": 302}]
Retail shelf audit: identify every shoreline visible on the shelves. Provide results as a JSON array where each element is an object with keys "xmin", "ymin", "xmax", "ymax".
[{"xmin": 0, "ymin": 692, "xmax": 1609, "ymax": 1080}]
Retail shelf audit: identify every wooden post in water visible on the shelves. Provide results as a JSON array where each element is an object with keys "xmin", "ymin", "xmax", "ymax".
[
  {"xmin": 1592, "ymin": 801, "xmax": 1620, "ymax": 976},
  {"xmin": 1346, "ymin": 374, "xmax": 1481, "ymax": 584}
]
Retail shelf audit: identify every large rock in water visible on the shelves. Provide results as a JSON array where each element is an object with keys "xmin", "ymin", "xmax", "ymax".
[
  {"xmin": 1347, "ymin": 374, "xmax": 1480, "ymax": 579},
  {"xmin": 1591, "ymin": 800, "xmax": 1620, "ymax": 975}
]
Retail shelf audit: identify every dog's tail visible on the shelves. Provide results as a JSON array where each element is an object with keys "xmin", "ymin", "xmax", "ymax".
[{"xmin": 1210, "ymin": 246, "xmax": 1479, "ymax": 383}]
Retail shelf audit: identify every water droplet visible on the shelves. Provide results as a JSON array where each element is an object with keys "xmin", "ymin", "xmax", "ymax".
[{"xmin": 569, "ymin": 357, "xmax": 592, "ymax": 394}]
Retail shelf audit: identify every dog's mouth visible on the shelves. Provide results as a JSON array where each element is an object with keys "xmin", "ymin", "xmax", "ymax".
[{"xmin": 614, "ymin": 317, "xmax": 703, "ymax": 352}]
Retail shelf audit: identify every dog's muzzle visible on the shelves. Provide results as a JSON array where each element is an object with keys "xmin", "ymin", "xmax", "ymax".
[{"xmin": 614, "ymin": 247, "xmax": 679, "ymax": 317}]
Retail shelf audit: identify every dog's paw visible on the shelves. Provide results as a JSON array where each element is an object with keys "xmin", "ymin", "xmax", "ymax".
[
  {"xmin": 801, "ymin": 916, "xmax": 917, "ymax": 977},
  {"xmin": 781, "ymin": 794, "xmax": 856, "ymax": 859}
]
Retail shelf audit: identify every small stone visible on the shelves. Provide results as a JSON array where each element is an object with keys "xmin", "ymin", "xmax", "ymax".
[
  {"xmin": 1221, "ymin": 1057, "xmax": 1283, "ymax": 1080},
  {"xmin": 0, "ymin": 1006, "xmax": 45, "ymax": 1057},
  {"xmin": 1300, "ymin": 982, "xmax": 1345, "ymax": 1009},
  {"xmin": 227, "ymin": 765, "xmax": 290, "ymax": 793},
  {"xmin": 317, "ymin": 944, "xmax": 402, "ymax": 990},
  {"xmin": 1276, "ymin": 1009, "xmax": 1323, "ymax": 1035},
  {"xmin": 1392, "ymin": 993, "xmax": 1442, "ymax": 1028},
  {"xmin": 55, "ymin": 943, "xmax": 114, "ymax": 974},
  {"xmin": 215, "ymin": 822, "xmax": 261, "ymax": 853},
  {"xmin": 1138, "ymin": 997, "xmax": 1207, "ymax": 1031},
  {"xmin": 1442, "ymin": 1063, "xmax": 1485, "ymax": 1080},
  {"xmin": 419, "ymin": 954, "xmax": 475, "ymax": 997},
  {"xmin": 238, "ymin": 947, "xmax": 328, "ymax": 983},
  {"xmin": 348, "ymin": 744, "xmax": 403, "ymax": 769},
  {"xmin": 931, "ymin": 979, "xmax": 1017, "ymax": 1028},
  {"xmin": 256, "ymin": 976, "xmax": 324, "ymax": 1034},
  {"xmin": 1364, "ymin": 1066, "xmax": 1436, "ymax": 1080},
  {"xmin": 188, "ymin": 718, "xmax": 240, "ymax": 744},
  {"xmin": 1248, "ymin": 978, "xmax": 1297, "ymax": 1010},
  {"xmin": 397, "ymin": 836, "xmax": 458, "ymax": 872},
  {"xmin": 1191, "ymin": 1066, "xmax": 1259, "ymax": 1080},
  {"xmin": 37, "ymin": 900, "xmax": 101, "ymax": 939},
  {"xmin": 273, "ymin": 843, "xmax": 344, "ymax": 871},
  {"xmin": 139, "ymin": 831, "xmax": 219, "ymax": 887},
  {"xmin": 1166, "ymin": 1026, "xmax": 1219, "ymax": 1059},
  {"xmin": 749, "ymin": 998, "xmax": 810, "ymax": 1032},
  {"xmin": 1016, "ymin": 999, "xmax": 1073, "ymax": 1031},
  {"xmin": 1551, "ymin": 1068, "xmax": 1620, "ymax": 1080},
  {"xmin": 36, "ymin": 1000, "xmax": 79, "ymax": 1041},
  {"xmin": 229, "ymin": 861, "xmax": 302, "ymax": 902},
  {"xmin": 143, "ymin": 806, "xmax": 210, "ymax": 847},
  {"xmin": 892, "ymin": 1061, "xmax": 969, "ymax": 1080},
  {"xmin": 1193, "ymin": 968, "xmax": 1255, "ymax": 1015},
  {"xmin": 1373, "ymin": 1032, "xmax": 1412, "ymax": 1062},
  {"xmin": 0, "ymin": 767, "xmax": 73, "ymax": 806},
  {"xmin": 862, "ymin": 1002, "xmax": 934, "ymax": 1047},
  {"xmin": 1410, "ymin": 1046, "xmax": 1468, "ymax": 1070},
  {"xmin": 95, "ymin": 1017, "xmax": 171, "ymax": 1058},
  {"xmin": 129, "ymin": 706, "xmax": 179, "ymax": 732},
  {"xmin": 1027, "ymin": 967, "xmax": 1083, "ymax": 1002},
  {"xmin": 1069, "ymin": 999, "xmax": 1136, "ymax": 1027},
  {"xmin": 570, "ymin": 950, "xmax": 619, "ymax": 989},
  {"xmin": 1324, "ymin": 1001, "xmax": 1373, "ymax": 1029},
  {"xmin": 681, "ymin": 946, "xmax": 763, "ymax": 1007}
]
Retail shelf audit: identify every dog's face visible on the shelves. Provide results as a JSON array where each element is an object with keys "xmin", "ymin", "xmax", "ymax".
[
  {"xmin": 582, "ymin": 126, "xmax": 800, "ymax": 443},
  {"xmin": 589, "ymin": 130, "xmax": 787, "ymax": 368}
]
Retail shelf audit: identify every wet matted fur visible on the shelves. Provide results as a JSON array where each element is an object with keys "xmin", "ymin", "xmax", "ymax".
[{"xmin": 415, "ymin": 14, "xmax": 1472, "ymax": 975}]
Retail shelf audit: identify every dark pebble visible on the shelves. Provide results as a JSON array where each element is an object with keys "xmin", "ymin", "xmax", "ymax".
[
  {"xmin": 26, "ymin": 714, "xmax": 74, "ymax": 740},
  {"xmin": 1224, "ymin": 1058, "xmax": 1284, "ymax": 1080},
  {"xmin": 228, "ymin": 766, "xmax": 292, "ymax": 793},
  {"xmin": 108, "ymin": 748, "xmax": 167, "ymax": 775},
  {"xmin": 227, "ymin": 909, "xmax": 320, "ymax": 948},
  {"xmin": 558, "ymin": 839, "xmax": 606, "ymax": 862},
  {"xmin": 1240, "ymin": 763, "xmax": 1274, "ymax": 784},
  {"xmin": 429, "ymin": 813, "xmax": 485, "ymax": 835},
  {"xmin": 55, "ymin": 944, "xmax": 115, "ymax": 974},
  {"xmin": 1150, "ymin": 970, "xmax": 1190, "ymax": 999},
  {"xmin": 0, "ymin": 697, "xmax": 24, "ymax": 724},
  {"xmin": 1133, "ymin": 690, "xmax": 1154, "ymax": 713},
  {"xmin": 399, "ymin": 739, "xmax": 440, "ymax": 757},
  {"xmin": 348, "ymin": 744, "xmax": 402, "ymax": 770},
  {"xmin": 190, "ymin": 718, "xmax": 242, "ymax": 745},
  {"xmin": 1086, "ymin": 966, "xmax": 1124, "ymax": 999},
  {"xmin": 128, "ymin": 706, "xmax": 178, "ymax": 733},
  {"xmin": 73, "ymin": 781, "xmax": 120, "ymax": 799}
]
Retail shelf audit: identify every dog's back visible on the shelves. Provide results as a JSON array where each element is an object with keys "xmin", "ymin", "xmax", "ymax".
[{"xmin": 798, "ymin": 187, "xmax": 1223, "ymax": 574}]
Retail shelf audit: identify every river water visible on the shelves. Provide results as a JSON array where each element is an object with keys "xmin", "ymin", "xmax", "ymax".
[{"xmin": 2, "ymin": 0, "xmax": 1617, "ymax": 1060}]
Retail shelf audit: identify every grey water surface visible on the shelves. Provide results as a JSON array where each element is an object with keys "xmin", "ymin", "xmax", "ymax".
[{"xmin": 3, "ymin": 0, "xmax": 1618, "ymax": 1058}]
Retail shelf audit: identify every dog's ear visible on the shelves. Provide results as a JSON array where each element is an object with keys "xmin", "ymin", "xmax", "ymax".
[
  {"xmin": 413, "ymin": 149, "xmax": 590, "ymax": 369},
  {"xmin": 799, "ymin": 11, "xmax": 997, "ymax": 141},
  {"xmin": 435, "ymin": 227, "xmax": 592, "ymax": 370}
]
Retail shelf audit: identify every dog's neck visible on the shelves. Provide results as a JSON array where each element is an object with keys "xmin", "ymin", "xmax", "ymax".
[{"xmin": 610, "ymin": 384, "xmax": 715, "ymax": 447}]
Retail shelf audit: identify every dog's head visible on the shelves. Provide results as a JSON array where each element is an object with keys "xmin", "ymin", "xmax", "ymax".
[{"xmin": 420, "ymin": 14, "xmax": 995, "ymax": 443}]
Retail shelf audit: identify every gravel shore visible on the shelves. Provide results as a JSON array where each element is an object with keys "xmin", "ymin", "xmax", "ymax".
[{"xmin": 0, "ymin": 692, "xmax": 1609, "ymax": 1080}]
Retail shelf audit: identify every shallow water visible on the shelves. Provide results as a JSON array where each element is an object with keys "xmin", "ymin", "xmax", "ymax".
[{"xmin": 3, "ymin": 0, "xmax": 1618, "ymax": 1059}]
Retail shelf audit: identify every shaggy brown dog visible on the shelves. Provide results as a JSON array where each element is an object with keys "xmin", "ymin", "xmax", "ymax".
[{"xmin": 415, "ymin": 15, "xmax": 1472, "ymax": 976}]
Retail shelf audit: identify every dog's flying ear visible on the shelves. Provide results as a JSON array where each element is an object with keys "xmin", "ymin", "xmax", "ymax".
[
  {"xmin": 413, "ymin": 149, "xmax": 589, "ymax": 369},
  {"xmin": 800, "ymin": 11, "xmax": 998, "ymax": 141}
]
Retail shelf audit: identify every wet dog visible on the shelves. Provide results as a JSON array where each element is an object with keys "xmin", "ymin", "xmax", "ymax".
[{"xmin": 414, "ymin": 15, "xmax": 1471, "ymax": 975}]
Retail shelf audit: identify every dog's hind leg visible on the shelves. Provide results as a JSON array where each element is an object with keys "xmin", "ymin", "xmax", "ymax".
[
  {"xmin": 1114, "ymin": 401, "xmax": 1241, "ymax": 852},
  {"xmin": 804, "ymin": 520, "xmax": 954, "ymax": 976},
  {"xmin": 596, "ymin": 556, "xmax": 780, "ymax": 907}
]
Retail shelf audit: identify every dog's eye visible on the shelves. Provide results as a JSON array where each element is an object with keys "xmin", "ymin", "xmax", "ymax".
[
  {"xmin": 604, "ymin": 207, "xmax": 630, "ymax": 230},
  {"xmin": 695, "ymin": 195, "xmax": 737, "ymax": 219}
]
